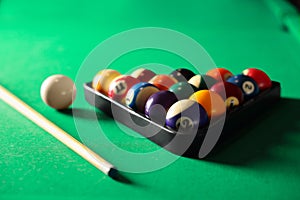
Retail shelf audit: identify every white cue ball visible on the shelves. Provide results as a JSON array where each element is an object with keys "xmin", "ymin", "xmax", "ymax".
[{"xmin": 40, "ymin": 74, "xmax": 76, "ymax": 110}]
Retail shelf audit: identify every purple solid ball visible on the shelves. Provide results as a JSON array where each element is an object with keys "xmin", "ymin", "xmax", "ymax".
[{"xmin": 145, "ymin": 91, "xmax": 178, "ymax": 124}]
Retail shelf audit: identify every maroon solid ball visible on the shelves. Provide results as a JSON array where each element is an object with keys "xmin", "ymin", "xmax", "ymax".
[
  {"xmin": 145, "ymin": 91, "xmax": 178, "ymax": 124},
  {"xmin": 210, "ymin": 82, "xmax": 244, "ymax": 108}
]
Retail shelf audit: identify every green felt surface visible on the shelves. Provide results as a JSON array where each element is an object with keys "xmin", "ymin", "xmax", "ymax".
[{"xmin": 1, "ymin": 0, "xmax": 300, "ymax": 199}]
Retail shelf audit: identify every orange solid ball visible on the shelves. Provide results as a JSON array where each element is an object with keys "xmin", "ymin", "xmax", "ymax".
[
  {"xmin": 206, "ymin": 68, "xmax": 233, "ymax": 82},
  {"xmin": 189, "ymin": 90, "xmax": 226, "ymax": 118}
]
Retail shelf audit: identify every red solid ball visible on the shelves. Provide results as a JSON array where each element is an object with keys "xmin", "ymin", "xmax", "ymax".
[{"xmin": 242, "ymin": 68, "xmax": 272, "ymax": 91}]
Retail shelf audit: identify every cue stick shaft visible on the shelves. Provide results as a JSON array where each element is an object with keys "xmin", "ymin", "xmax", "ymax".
[{"xmin": 0, "ymin": 85, "xmax": 116, "ymax": 177}]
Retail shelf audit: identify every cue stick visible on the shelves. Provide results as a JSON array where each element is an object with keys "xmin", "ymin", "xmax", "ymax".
[{"xmin": 0, "ymin": 85, "xmax": 117, "ymax": 178}]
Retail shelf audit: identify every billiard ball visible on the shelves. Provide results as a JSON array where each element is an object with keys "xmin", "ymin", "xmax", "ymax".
[
  {"xmin": 227, "ymin": 74, "xmax": 260, "ymax": 100},
  {"xmin": 188, "ymin": 75, "xmax": 217, "ymax": 90},
  {"xmin": 189, "ymin": 90, "xmax": 226, "ymax": 118},
  {"xmin": 206, "ymin": 68, "xmax": 233, "ymax": 82},
  {"xmin": 145, "ymin": 91, "xmax": 178, "ymax": 124},
  {"xmin": 242, "ymin": 68, "xmax": 272, "ymax": 91},
  {"xmin": 169, "ymin": 68, "xmax": 195, "ymax": 82},
  {"xmin": 210, "ymin": 82, "xmax": 244, "ymax": 108},
  {"xmin": 108, "ymin": 75, "xmax": 140, "ymax": 104},
  {"xmin": 166, "ymin": 99, "xmax": 209, "ymax": 132},
  {"xmin": 40, "ymin": 74, "xmax": 76, "ymax": 110},
  {"xmin": 126, "ymin": 82, "xmax": 160, "ymax": 113},
  {"xmin": 149, "ymin": 75, "xmax": 178, "ymax": 90},
  {"xmin": 131, "ymin": 68, "xmax": 156, "ymax": 82},
  {"xmin": 169, "ymin": 82, "xmax": 198, "ymax": 100},
  {"xmin": 92, "ymin": 69, "xmax": 121, "ymax": 95}
]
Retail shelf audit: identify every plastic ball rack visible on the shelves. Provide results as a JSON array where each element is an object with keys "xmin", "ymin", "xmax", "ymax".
[{"xmin": 84, "ymin": 81, "xmax": 281, "ymax": 159}]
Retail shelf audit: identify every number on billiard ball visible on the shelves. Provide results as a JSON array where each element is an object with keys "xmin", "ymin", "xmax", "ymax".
[
  {"xmin": 108, "ymin": 75, "xmax": 140, "ymax": 104},
  {"xmin": 126, "ymin": 82, "xmax": 159, "ymax": 113},
  {"xmin": 210, "ymin": 82, "xmax": 244, "ymax": 109},
  {"xmin": 227, "ymin": 74, "xmax": 259, "ymax": 100},
  {"xmin": 242, "ymin": 68, "xmax": 272, "ymax": 91},
  {"xmin": 166, "ymin": 99, "xmax": 209, "ymax": 132}
]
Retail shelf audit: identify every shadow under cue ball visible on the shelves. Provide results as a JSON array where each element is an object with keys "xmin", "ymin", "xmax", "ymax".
[{"xmin": 40, "ymin": 74, "xmax": 76, "ymax": 110}]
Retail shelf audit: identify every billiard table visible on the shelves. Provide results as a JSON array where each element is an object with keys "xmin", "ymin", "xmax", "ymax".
[{"xmin": 1, "ymin": 0, "xmax": 300, "ymax": 199}]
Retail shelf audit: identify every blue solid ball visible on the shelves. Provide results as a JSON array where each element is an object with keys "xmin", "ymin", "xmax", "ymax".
[
  {"xmin": 227, "ymin": 74, "xmax": 259, "ymax": 100},
  {"xmin": 125, "ymin": 82, "xmax": 159, "ymax": 113}
]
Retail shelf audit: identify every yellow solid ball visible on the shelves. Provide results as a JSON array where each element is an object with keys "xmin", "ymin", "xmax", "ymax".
[{"xmin": 92, "ymin": 69, "xmax": 121, "ymax": 95}]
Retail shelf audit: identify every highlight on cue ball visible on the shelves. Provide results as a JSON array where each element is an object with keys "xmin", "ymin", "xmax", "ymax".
[{"xmin": 40, "ymin": 74, "xmax": 76, "ymax": 110}]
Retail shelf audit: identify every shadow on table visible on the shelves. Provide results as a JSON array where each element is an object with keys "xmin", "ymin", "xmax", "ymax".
[
  {"xmin": 206, "ymin": 97, "xmax": 300, "ymax": 166},
  {"xmin": 59, "ymin": 108, "xmax": 111, "ymax": 121}
]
